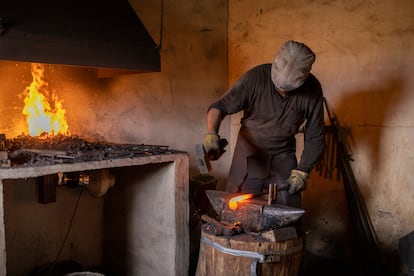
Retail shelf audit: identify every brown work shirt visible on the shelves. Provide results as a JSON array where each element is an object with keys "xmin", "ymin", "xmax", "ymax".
[{"xmin": 209, "ymin": 64, "xmax": 324, "ymax": 190}]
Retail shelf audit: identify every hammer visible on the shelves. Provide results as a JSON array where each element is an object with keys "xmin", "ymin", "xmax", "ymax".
[{"xmin": 195, "ymin": 138, "xmax": 228, "ymax": 174}]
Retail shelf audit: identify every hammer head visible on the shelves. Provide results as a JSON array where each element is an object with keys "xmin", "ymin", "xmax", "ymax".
[
  {"xmin": 195, "ymin": 144, "xmax": 211, "ymax": 174},
  {"xmin": 195, "ymin": 138, "xmax": 228, "ymax": 174}
]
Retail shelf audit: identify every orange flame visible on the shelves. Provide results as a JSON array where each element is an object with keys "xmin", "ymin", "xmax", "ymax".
[
  {"xmin": 228, "ymin": 193, "xmax": 254, "ymax": 210},
  {"xmin": 22, "ymin": 64, "xmax": 69, "ymax": 136}
]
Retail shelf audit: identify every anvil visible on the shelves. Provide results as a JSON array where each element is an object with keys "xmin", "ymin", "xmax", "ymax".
[{"xmin": 205, "ymin": 190, "xmax": 305, "ymax": 232}]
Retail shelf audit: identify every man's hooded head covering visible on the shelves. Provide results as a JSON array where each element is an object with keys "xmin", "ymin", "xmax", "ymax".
[{"xmin": 271, "ymin": 40, "xmax": 316, "ymax": 91}]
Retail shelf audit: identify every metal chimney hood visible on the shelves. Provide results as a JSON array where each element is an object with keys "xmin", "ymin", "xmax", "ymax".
[{"xmin": 0, "ymin": 0, "xmax": 160, "ymax": 73}]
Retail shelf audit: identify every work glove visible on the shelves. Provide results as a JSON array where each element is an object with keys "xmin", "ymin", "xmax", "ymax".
[
  {"xmin": 203, "ymin": 133, "xmax": 227, "ymax": 160},
  {"xmin": 287, "ymin": 169, "xmax": 309, "ymax": 195}
]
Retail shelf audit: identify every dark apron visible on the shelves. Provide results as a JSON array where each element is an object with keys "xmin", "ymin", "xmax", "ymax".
[{"xmin": 225, "ymin": 126, "xmax": 301, "ymax": 207}]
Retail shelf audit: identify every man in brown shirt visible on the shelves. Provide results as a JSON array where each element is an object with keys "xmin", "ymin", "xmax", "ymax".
[{"xmin": 204, "ymin": 40, "xmax": 324, "ymax": 208}]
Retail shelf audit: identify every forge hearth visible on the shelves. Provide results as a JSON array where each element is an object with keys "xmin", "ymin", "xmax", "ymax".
[
  {"xmin": 4, "ymin": 134, "xmax": 184, "ymax": 167},
  {"xmin": 0, "ymin": 135, "xmax": 189, "ymax": 275}
]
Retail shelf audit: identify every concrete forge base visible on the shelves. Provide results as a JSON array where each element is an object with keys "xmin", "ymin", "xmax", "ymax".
[{"xmin": 0, "ymin": 153, "xmax": 189, "ymax": 276}]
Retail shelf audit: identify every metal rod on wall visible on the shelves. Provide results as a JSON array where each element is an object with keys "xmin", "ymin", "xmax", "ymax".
[{"xmin": 322, "ymin": 98, "xmax": 386, "ymax": 276}]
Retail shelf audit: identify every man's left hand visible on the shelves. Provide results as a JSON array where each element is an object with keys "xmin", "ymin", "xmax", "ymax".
[{"xmin": 287, "ymin": 169, "xmax": 309, "ymax": 194}]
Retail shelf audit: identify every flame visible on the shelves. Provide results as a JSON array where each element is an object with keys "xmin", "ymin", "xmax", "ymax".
[
  {"xmin": 22, "ymin": 64, "xmax": 69, "ymax": 136},
  {"xmin": 228, "ymin": 193, "xmax": 254, "ymax": 210}
]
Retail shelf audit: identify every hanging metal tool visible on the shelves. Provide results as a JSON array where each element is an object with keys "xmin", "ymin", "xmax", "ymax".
[{"xmin": 320, "ymin": 98, "xmax": 386, "ymax": 276}]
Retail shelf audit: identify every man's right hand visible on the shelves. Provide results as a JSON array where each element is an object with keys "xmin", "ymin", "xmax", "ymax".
[
  {"xmin": 204, "ymin": 133, "xmax": 229, "ymax": 160},
  {"xmin": 204, "ymin": 133, "xmax": 220, "ymax": 155}
]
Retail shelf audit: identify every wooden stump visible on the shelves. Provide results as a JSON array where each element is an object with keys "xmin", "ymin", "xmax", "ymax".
[{"xmin": 196, "ymin": 226, "xmax": 303, "ymax": 276}]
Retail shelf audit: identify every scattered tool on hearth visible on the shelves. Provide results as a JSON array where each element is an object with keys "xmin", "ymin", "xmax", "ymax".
[
  {"xmin": 195, "ymin": 138, "xmax": 228, "ymax": 174},
  {"xmin": 8, "ymin": 148, "xmax": 74, "ymax": 165},
  {"xmin": 201, "ymin": 214, "xmax": 242, "ymax": 236},
  {"xmin": 205, "ymin": 190, "xmax": 305, "ymax": 232}
]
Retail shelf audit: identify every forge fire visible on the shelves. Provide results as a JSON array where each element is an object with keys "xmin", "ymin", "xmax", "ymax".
[{"xmin": 22, "ymin": 63, "xmax": 69, "ymax": 137}]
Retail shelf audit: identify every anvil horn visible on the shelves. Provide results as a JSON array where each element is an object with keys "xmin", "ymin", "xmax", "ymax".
[{"xmin": 205, "ymin": 190, "xmax": 305, "ymax": 232}]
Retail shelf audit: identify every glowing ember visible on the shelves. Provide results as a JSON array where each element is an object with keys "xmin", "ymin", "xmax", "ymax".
[
  {"xmin": 21, "ymin": 63, "xmax": 69, "ymax": 136},
  {"xmin": 228, "ymin": 193, "xmax": 254, "ymax": 210}
]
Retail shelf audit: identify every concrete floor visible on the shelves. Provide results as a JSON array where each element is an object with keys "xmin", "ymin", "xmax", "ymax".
[{"xmin": 298, "ymin": 251, "xmax": 359, "ymax": 276}]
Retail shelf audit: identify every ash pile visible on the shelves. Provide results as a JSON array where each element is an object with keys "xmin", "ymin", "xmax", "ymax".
[{"xmin": 1, "ymin": 134, "xmax": 183, "ymax": 167}]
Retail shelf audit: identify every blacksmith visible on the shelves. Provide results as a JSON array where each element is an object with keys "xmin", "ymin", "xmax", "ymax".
[{"xmin": 204, "ymin": 40, "xmax": 325, "ymax": 208}]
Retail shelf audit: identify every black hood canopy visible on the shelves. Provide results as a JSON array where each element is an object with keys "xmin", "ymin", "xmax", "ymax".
[{"xmin": 0, "ymin": 0, "xmax": 160, "ymax": 73}]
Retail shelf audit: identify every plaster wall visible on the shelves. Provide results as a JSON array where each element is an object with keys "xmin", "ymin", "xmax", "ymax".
[
  {"xmin": 228, "ymin": 0, "xmax": 414, "ymax": 271},
  {"xmin": 128, "ymin": 0, "xmax": 230, "ymax": 186}
]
